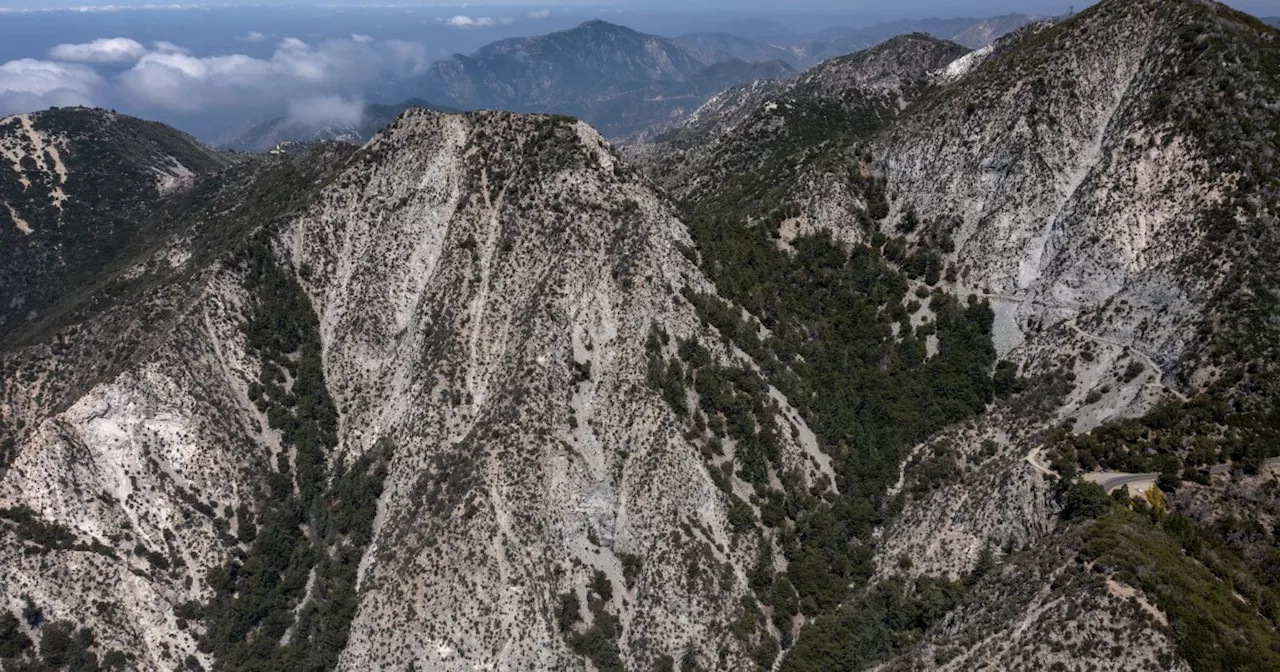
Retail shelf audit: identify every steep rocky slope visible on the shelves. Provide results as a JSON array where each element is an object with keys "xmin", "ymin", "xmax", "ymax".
[
  {"xmin": 865, "ymin": 2, "xmax": 1280, "ymax": 669},
  {"xmin": 290, "ymin": 109, "xmax": 831, "ymax": 670},
  {"xmin": 872, "ymin": 0, "xmax": 1280, "ymax": 498},
  {"xmin": 0, "ymin": 107, "xmax": 231, "ymax": 342},
  {"xmin": 0, "ymin": 108, "xmax": 835, "ymax": 671},
  {"xmin": 635, "ymin": 1, "xmax": 1280, "ymax": 669},
  {"xmin": 0, "ymin": 140, "xmax": 355, "ymax": 669}
]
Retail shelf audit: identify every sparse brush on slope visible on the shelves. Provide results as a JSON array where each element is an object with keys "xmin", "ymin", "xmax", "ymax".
[{"xmin": 3, "ymin": 1, "xmax": 1280, "ymax": 670}]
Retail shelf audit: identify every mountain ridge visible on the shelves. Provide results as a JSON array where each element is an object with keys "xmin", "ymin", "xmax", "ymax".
[
  {"xmin": 0, "ymin": 107, "xmax": 231, "ymax": 343},
  {"xmin": 633, "ymin": 0, "xmax": 1280, "ymax": 668},
  {"xmin": 627, "ymin": 32, "xmax": 969, "ymax": 211},
  {"xmin": 3, "ymin": 1, "xmax": 1280, "ymax": 670},
  {"xmin": 0, "ymin": 106, "xmax": 830, "ymax": 671}
]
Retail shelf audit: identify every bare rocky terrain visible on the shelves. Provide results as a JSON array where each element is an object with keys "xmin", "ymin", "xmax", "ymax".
[{"xmin": 2, "ymin": 1, "xmax": 1280, "ymax": 671}]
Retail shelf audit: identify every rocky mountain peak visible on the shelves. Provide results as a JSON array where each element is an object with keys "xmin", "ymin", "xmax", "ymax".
[
  {"xmin": 792, "ymin": 32, "xmax": 968, "ymax": 98},
  {"xmin": 627, "ymin": 31, "xmax": 966, "ymax": 208},
  {"xmin": 0, "ymin": 106, "xmax": 835, "ymax": 670},
  {"xmin": 0, "ymin": 106, "xmax": 230, "ymax": 342}
]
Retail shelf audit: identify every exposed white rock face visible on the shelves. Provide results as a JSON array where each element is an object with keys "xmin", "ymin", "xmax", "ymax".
[
  {"xmin": 0, "ymin": 269, "xmax": 273, "ymax": 669},
  {"xmin": 879, "ymin": 4, "xmax": 1223, "ymax": 401},
  {"xmin": 877, "ymin": 408, "xmax": 1059, "ymax": 581},
  {"xmin": 3, "ymin": 3, "xmax": 1277, "ymax": 667},
  {"xmin": 866, "ymin": 4, "xmax": 1220, "ymax": 594},
  {"xmin": 1, "ymin": 108, "xmax": 827, "ymax": 671},
  {"xmin": 936, "ymin": 44, "xmax": 995, "ymax": 82},
  {"xmin": 285, "ymin": 109, "xmax": 825, "ymax": 670},
  {"xmin": 866, "ymin": 8, "xmax": 1280, "ymax": 667},
  {"xmin": 629, "ymin": 5, "xmax": 1277, "ymax": 668},
  {"xmin": 934, "ymin": 21, "xmax": 1055, "ymax": 85}
]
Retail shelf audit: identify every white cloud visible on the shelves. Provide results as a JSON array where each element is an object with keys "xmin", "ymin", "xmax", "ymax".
[
  {"xmin": 49, "ymin": 37, "xmax": 148, "ymax": 64},
  {"xmin": 285, "ymin": 94, "xmax": 364, "ymax": 129},
  {"xmin": 528, "ymin": 10, "xmax": 551, "ymax": 20},
  {"xmin": 0, "ymin": 58, "xmax": 104, "ymax": 115},
  {"xmin": 4, "ymin": 34, "xmax": 438, "ymax": 122},
  {"xmin": 443, "ymin": 15, "xmax": 496, "ymax": 28},
  {"xmin": 116, "ymin": 36, "xmax": 432, "ymax": 114},
  {"xmin": 241, "ymin": 32, "xmax": 266, "ymax": 43},
  {"xmin": 153, "ymin": 41, "xmax": 189, "ymax": 55}
]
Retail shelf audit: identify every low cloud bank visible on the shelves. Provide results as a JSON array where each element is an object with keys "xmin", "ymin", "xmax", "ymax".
[
  {"xmin": 49, "ymin": 37, "xmax": 148, "ymax": 63},
  {"xmin": 285, "ymin": 94, "xmax": 365, "ymax": 129},
  {"xmin": 0, "ymin": 58, "xmax": 103, "ymax": 115},
  {"xmin": 1, "ymin": 34, "xmax": 430, "ymax": 118}
]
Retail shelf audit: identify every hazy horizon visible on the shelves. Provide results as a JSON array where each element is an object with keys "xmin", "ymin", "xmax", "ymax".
[
  {"xmin": 1, "ymin": 0, "xmax": 1275, "ymax": 144},
  {"xmin": 0, "ymin": 0, "xmax": 1274, "ymax": 17}
]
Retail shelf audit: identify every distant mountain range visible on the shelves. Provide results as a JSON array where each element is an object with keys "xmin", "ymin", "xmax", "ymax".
[
  {"xmin": 228, "ymin": 15, "xmax": 1036, "ymax": 150},
  {"xmin": 1265, "ymin": 16, "xmax": 1280, "ymax": 27},
  {"xmin": 413, "ymin": 20, "xmax": 795, "ymax": 137},
  {"xmin": 414, "ymin": 18, "xmax": 1036, "ymax": 137}
]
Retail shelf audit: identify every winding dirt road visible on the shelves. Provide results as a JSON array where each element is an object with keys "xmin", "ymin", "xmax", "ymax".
[{"xmin": 1064, "ymin": 318, "xmax": 1189, "ymax": 403}]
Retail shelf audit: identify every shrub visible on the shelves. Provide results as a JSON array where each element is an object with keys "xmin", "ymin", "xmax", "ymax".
[{"xmin": 1061, "ymin": 482, "xmax": 1113, "ymax": 520}]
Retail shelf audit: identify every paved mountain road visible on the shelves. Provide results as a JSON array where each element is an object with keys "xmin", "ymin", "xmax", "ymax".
[
  {"xmin": 1085, "ymin": 459, "xmax": 1280, "ymax": 494},
  {"xmin": 1027, "ymin": 453, "xmax": 1280, "ymax": 494}
]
